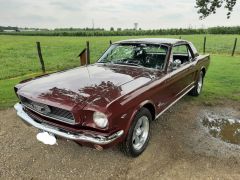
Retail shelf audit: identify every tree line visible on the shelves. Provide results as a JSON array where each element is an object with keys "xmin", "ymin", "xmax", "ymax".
[{"xmin": 0, "ymin": 26, "xmax": 240, "ymax": 36}]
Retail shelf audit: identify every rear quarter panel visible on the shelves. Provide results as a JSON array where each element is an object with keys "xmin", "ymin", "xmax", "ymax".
[{"xmin": 194, "ymin": 54, "xmax": 210, "ymax": 80}]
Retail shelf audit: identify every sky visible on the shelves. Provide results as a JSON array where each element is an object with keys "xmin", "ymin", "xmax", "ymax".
[{"xmin": 0, "ymin": 0, "xmax": 240, "ymax": 29}]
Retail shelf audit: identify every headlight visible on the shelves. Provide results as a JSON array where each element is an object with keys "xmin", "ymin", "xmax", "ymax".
[{"xmin": 93, "ymin": 111, "xmax": 108, "ymax": 128}]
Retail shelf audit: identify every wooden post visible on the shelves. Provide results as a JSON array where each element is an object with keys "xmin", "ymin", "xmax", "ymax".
[
  {"xmin": 79, "ymin": 48, "xmax": 87, "ymax": 66},
  {"xmin": 36, "ymin": 42, "xmax": 45, "ymax": 73},
  {"xmin": 232, "ymin": 38, "xmax": 238, "ymax": 56},
  {"xmin": 86, "ymin": 41, "xmax": 90, "ymax": 64},
  {"xmin": 203, "ymin": 36, "xmax": 206, "ymax": 54},
  {"xmin": 110, "ymin": 40, "xmax": 112, "ymax": 45}
]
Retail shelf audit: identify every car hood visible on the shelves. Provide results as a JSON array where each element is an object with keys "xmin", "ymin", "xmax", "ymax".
[{"xmin": 17, "ymin": 64, "xmax": 156, "ymax": 110}]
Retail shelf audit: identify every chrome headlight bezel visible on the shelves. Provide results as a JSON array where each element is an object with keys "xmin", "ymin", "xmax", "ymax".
[{"xmin": 93, "ymin": 111, "xmax": 108, "ymax": 128}]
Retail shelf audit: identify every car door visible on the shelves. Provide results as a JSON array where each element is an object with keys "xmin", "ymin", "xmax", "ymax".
[
  {"xmin": 144, "ymin": 45, "xmax": 177, "ymax": 114},
  {"xmin": 169, "ymin": 44, "xmax": 197, "ymax": 96},
  {"xmin": 153, "ymin": 44, "xmax": 197, "ymax": 114},
  {"xmin": 148, "ymin": 44, "xmax": 199, "ymax": 115}
]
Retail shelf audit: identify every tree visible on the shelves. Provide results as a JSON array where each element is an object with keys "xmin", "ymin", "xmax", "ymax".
[{"xmin": 196, "ymin": 0, "xmax": 237, "ymax": 19}]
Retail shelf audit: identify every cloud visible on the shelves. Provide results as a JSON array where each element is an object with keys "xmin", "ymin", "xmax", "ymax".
[
  {"xmin": 19, "ymin": 15, "xmax": 57, "ymax": 23},
  {"xmin": 0, "ymin": 0, "xmax": 239, "ymax": 29},
  {"xmin": 50, "ymin": 0, "xmax": 84, "ymax": 11}
]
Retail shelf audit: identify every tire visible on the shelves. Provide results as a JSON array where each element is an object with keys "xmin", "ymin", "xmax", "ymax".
[
  {"xmin": 121, "ymin": 107, "xmax": 151, "ymax": 157},
  {"xmin": 189, "ymin": 71, "xmax": 204, "ymax": 96}
]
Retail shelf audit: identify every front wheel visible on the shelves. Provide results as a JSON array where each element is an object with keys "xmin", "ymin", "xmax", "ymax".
[
  {"xmin": 121, "ymin": 108, "xmax": 151, "ymax": 157},
  {"xmin": 189, "ymin": 71, "xmax": 204, "ymax": 96}
]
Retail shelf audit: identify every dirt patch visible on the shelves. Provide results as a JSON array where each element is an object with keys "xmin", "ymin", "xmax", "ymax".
[{"xmin": 1, "ymin": 98, "xmax": 240, "ymax": 179}]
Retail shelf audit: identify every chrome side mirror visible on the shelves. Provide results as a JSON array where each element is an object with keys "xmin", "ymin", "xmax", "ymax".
[{"xmin": 172, "ymin": 59, "xmax": 182, "ymax": 70}]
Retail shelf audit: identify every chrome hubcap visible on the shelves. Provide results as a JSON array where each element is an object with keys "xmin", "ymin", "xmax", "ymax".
[
  {"xmin": 132, "ymin": 116, "xmax": 149, "ymax": 151},
  {"xmin": 197, "ymin": 74, "xmax": 203, "ymax": 94}
]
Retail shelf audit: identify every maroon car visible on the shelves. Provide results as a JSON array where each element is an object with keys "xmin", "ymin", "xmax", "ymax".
[{"xmin": 14, "ymin": 38, "xmax": 210, "ymax": 157}]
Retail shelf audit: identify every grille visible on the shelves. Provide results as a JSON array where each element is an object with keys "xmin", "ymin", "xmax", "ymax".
[{"xmin": 19, "ymin": 96, "xmax": 75, "ymax": 124}]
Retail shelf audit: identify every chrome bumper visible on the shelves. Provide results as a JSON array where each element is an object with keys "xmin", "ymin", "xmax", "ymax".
[{"xmin": 14, "ymin": 103, "xmax": 124, "ymax": 145}]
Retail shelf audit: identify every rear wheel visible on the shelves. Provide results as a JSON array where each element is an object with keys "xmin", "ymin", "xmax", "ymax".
[
  {"xmin": 121, "ymin": 108, "xmax": 151, "ymax": 157},
  {"xmin": 189, "ymin": 71, "xmax": 204, "ymax": 96}
]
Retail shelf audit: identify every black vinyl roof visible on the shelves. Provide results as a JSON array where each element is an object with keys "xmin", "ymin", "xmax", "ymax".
[{"xmin": 114, "ymin": 38, "xmax": 189, "ymax": 46}]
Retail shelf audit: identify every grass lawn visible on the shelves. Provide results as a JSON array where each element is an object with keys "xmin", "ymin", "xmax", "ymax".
[
  {"xmin": 197, "ymin": 55, "xmax": 240, "ymax": 103},
  {"xmin": 0, "ymin": 54, "xmax": 239, "ymax": 109},
  {"xmin": 0, "ymin": 34, "xmax": 239, "ymax": 79}
]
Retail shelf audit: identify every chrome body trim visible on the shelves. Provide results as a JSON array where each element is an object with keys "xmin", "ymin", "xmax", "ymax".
[{"xmin": 14, "ymin": 103, "xmax": 124, "ymax": 145}]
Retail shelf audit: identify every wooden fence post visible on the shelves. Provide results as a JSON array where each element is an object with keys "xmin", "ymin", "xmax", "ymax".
[
  {"xmin": 79, "ymin": 48, "xmax": 87, "ymax": 66},
  {"xmin": 110, "ymin": 40, "xmax": 112, "ymax": 45},
  {"xmin": 203, "ymin": 36, "xmax": 206, "ymax": 54},
  {"xmin": 86, "ymin": 41, "xmax": 90, "ymax": 64},
  {"xmin": 232, "ymin": 38, "xmax": 237, "ymax": 56},
  {"xmin": 36, "ymin": 42, "xmax": 45, "ymax": 73}
]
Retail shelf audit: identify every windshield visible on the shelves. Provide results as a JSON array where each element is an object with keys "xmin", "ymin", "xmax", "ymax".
[{"xmin": 98, "ymin": 44, "xmax": 168, "ymax": 70}]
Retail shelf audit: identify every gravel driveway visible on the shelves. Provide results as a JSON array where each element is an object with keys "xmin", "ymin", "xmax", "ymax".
[{"xmin": 1, "ymin": 98, "xmax": 240, "ymax": 179}]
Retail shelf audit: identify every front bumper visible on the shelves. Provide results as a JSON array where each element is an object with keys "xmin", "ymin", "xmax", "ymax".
[{"xmin": 14, "ymin": 103, "xmax": 124, "ymax": 145}]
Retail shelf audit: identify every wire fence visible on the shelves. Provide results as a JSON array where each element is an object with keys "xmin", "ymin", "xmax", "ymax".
[{"xmin": 0, "ymin": 35, "xmax": 239, "ymax": 80}]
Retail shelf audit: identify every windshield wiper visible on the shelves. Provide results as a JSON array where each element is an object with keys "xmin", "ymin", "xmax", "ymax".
[{"xmin": 113, "ymin": 62, "xmax": 143, "ymax": 67}]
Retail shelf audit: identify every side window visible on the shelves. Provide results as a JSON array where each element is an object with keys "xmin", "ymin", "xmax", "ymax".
[
  {"xmin": 140, "ymin": 45, "xmax": 168, "ymax": 69},
  {"xmin": 173, "ymin": 45, "xmax": 188, "ymax": 55},
  {"xmin": 172, "ymin": 44, "xmax": 193, "ymax": 65}
]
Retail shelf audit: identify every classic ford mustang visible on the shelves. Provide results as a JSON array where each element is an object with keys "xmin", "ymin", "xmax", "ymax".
[{"xmin": 14, "ymin": 38, "xmax": 210, "ymax": 157}]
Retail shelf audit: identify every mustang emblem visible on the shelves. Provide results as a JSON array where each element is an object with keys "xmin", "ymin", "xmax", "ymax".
[{"xmin": 32, "ymin": 103, "xmax": 51, "ymax": 114}]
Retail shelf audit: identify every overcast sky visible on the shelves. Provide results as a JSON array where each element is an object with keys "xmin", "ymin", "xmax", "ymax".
[{"xmin": 0, "ymin": 0, "xmax": 240, "ymax": 29}]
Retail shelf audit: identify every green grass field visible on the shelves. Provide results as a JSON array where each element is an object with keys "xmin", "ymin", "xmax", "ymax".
[
  {"xmin": 0, "ymin": 34, "xmax": 239, "ymax": 79},
  {"xmin": 0, "ymin": 35, "xmax": 240, "ymax": 109}
]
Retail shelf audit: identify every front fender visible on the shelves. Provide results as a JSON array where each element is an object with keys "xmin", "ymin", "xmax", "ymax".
[{"xmin": 121, "ymin": 100, "xmax": 155, "ymax": 139}]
